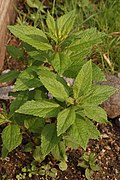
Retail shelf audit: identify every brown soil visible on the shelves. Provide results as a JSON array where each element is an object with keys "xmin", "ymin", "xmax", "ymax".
[{"xmin": 0, "ymin": 121, "xmax": 120, "ymax": 180}]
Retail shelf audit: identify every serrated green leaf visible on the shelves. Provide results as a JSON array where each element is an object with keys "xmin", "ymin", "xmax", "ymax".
[
  {"xmin": 41, "ymin": 124, "xmax": 60, "ymax": 156},
  {"xmin": 16, "ymin": 100, "xmax": 60, "ymax": 118},
  {"xmin": 57, "ymin": 10, "xmax": 76, "ymax": 41},
  {"xmin": 37, "ymin": 68, "xmax": 57, "ymax": 79},
  {"xmin": 2, "ymin": 125, "xmax": 22, "ymax": 152},
  {"xmin": 92, "ymin": 63, "xmax": 106, "ymax": 81},
  {"xmin": 0, "ymin": 70, "xmax": 19, "ymax": 83},
  {"xmin": 8, "ymin": 25, "xmax": 52, "ymax": 51},
  {"xmin": 52, "ymin": 52, "xmax": 71, "ymax": 75},
  {"xmin": 84, "ymin": 85, "xmax": 116, "ymax": 105},
  {"xmin": 57, "ymin": 107, "xmax": 76, "ymax": 136},
  {"xmin": 46, "ymin": 12, "xmax": 57, "ymax": 40},
  {"xmin": 84, "ymin": 118, "xmax": 100, "ymax": 139},
  {"xmin": 51, "ymin": 141, "xmax": 67, "ymax": 162},
  {"xmin": 73, "ymin": 61, "xmax": 92, "ymax": 99},
  {"xmin": 68, "ymin": 118, "xmax": 100, "ymax": 150},
  {"xmin": 15, "ymin": 69, "xmax": 42, "ymax": 91},
  {"xmin": 68, "ymin": 28, "xmax": 104, "ymax": 52},
  {"xmin": 8, "ymin": 24, "xmax": 48, "ymax": 40},
  {"xmin": 83, "ymin": 105, "xmax": 108, "ymax": 123},
  {"xmin": 68, "ymin": 118, "xmax": 88, "ymax": 149},
  {"xmin": 39, "ymin": 70, "xmax": 69, "ymax": 101}
]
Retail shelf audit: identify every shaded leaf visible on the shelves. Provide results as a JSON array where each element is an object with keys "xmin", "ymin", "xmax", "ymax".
[
  {"xmin": 33, "ymin": 146, "xmax": 45, "ymax": 162},
  {"xmin": 52, "ymin": 52, "xmax": 71, "ymax": 75},
  {"xmin": 0, "ymin": 70, "xmax": 19, "ymax": 83},
  {"xmin": 41, "ymin": 124, "xmax": 60, "ymax": 156},
  {"xmin": 9, "ymin": 91, "xmax": 29, "ymax": 116},
  {"xmin": 24, "ymin": 117, "xmax": 45, "ymax": 134},
  {"xmin": 7, "ymin": 45, "xmax": 24, "ymax": 60},
  {"xmin": 63, "ymin": 59, "xmax": 86, "ymax": 78},
  {"xmin": 15, "ymin": 68, "xmax": 42, "ymax": 91}
]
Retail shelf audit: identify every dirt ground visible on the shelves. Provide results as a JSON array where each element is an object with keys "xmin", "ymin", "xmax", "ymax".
[{"xmin": 0, "ymin": 120, "xmax": 120, "ymax": 180}]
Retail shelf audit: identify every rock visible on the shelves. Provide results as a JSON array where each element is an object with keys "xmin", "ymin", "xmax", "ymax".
[
  {"xmin": 101, "ymin": 74, "xmax": 120, "ymax": 118},
  {"xmin": 0, "ymin": 86, "xmax": 14, "ymax": 99},
  {"xmin": 115, "ymin": 118, "xmax": 120, "ymax": 127}
]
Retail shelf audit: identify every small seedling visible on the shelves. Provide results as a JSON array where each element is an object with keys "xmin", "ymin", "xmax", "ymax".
[
  {"xmin": 78, "ymin": 152, "xmax": 100, "ymax": 180},
  {"xmin": 16, "ymin": 161, "xmax": 57, "ymax": 179}
]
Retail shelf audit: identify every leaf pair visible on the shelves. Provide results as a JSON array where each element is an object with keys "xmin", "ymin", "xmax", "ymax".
[{"xmin": 46, "ymin": 10, "xmax": 76, "ymax": 42}]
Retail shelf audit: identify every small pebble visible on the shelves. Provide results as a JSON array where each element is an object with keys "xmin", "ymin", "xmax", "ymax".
[
  {"xmin": 104, "ymin": 146, "xmax": 111, "ymax": 150},
  {"xmin": 102, "ymin": 149, "xmax": 106, "ymax": 153},
  {"xmin": 101, "ymin": 133, "xmax": 109, "ymax": 138}
]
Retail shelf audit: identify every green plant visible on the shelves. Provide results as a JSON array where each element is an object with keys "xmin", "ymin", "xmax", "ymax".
[
  {"xmin": 16, "ymin": 161, "xmax": 57, "ymax": 179},
  {"xmin": 17, "ymin": 0, "xmax": 120, "ymax": 73},
  {"xmin": 38, "ymin": 163, "xmax": 57, "ymax": 178},
  {"xmin": 0, "ymin": 11, "xmax": 116, "ymax": 172},
  {"xmin": 57, "ymin": 0, "xmax": 120, "ymax": 72},
  {"xmin": 78, "ymin": 152, "xmax": 100, "ymax": 180}
]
